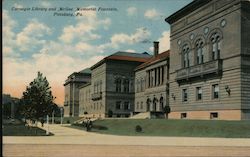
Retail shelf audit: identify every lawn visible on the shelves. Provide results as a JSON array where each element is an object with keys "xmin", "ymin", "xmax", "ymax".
[
  {"xmin": 74, "ymin": 119, "xmax": 250, "ymax": 138},
  {"xmin": 3, "ymin": 124, "xmax": 52, "ymax": 136}
]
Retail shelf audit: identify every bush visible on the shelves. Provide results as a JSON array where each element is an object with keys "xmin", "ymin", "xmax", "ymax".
[
  {"xmin": 135, "ymin": 125, "xmax": 142, "ymax": 133},
  {"xmin": 67, "ymin": 120, "xmax": 70, "ymax": 124}
]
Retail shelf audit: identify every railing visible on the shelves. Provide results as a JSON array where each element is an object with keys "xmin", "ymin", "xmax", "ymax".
[
  {"xmin": 91, "ymin": 92, "xmax": 102, "ymax": 100},
  {"xmin": 176, "ymin": 59, "xmax": 222, "ymax": 81}
]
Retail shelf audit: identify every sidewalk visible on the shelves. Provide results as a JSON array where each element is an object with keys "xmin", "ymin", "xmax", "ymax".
[{"xmin": 3, "ymin": 124, "xmax": 250, "ymax": 147}]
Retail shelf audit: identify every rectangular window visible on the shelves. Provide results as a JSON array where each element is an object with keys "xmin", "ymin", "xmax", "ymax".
[
  {"xmin": 182, "ymin": 89, "xmax": 188, "ymax": 102},
  {"xmin": 116, "ymin": 101, "xmax": 121, "ymax": 110},
  {"xmin": 212, "ymin": 84, "xmax": 219, "ymax": 99},
  {"xmin": 181, "ymin": 113, "xmax": 187, "ymax": 119},
  {"xmin": 210, "ymin": 112, "xmax": 218, "ymax": 119},
  {"xmin": 196, "ymin": 87, "xmax": 202, "ymax": 100},
  {"xmin": 124, "ymin": 102, "xmax": 129, "ymax": 110}
]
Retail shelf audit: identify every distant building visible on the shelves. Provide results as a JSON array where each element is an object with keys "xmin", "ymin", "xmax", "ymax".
[
  {"xmin": 2, "ymin": 94, "xmax": 19, "ymax": 119},
  {"xmin": 165, "ymin": 0, "xmax": 250, "ymax": 120},
  {"xmin": 134, "ymin": 42, "xmax": 170, "ymax": 118},
  {"xmin": 78, "ymin": 51, "xmax": 151, "ymax": 118},
  {"xmin": 63, "ymin": 69, "xmax": 91, "ymax": 117}
]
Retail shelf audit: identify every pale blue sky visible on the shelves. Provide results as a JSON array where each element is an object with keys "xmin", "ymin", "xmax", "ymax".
[{"xmin": 3, "ymin": 0, "xmax": 192, "ymax": 104}]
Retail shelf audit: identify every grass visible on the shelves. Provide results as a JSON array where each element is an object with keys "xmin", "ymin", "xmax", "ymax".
[
  {"xmin": 73, "ymin": 119, "xmax": 250, "ymax": 138},
  {"xmin": 2, "ymin": 124, "xmax": 52, "ymax": 136}
]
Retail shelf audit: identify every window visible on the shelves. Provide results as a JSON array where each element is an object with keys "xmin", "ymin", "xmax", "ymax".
[
  {"xmin": 211, "ymin": 32, "xmax": 221, "ymax": 60},
  {"xmin": 136, "ymin": 102, "xmax": 139, "ymax": 109},
  {"xmin": 196, "ymin": 87, "xmax": 202, "ymax": 100},
  {"xmin": 196, "ymin": 39, "xmax": 204, "ymax": 64},
  {"xmin": 183, "ymin": 44, "xmax": 191, "ymax": 68},
  {"xmin": 115, "ymin": 78, "xmax": 122, "ymax": 92},
  {"xmin": 140, "ymin": 78, "xmax": 143, "ymax": 92},
  {"xmin": 100, "ymin": 80, "xmax": 102, "ymax": 92},
  {"xmin": 124, "ymin": 102, "xmax": 130, "ymax": 110},
  {"xmin": 123, "ymin": 79, "xmax": 129, "ymax": 93},
  {"xmin": 210, "ymin": 112, "xmax": 218, "ymax": 119},
  {"xmin": 151, "ymin": 70, "xmax": 154, "ymax": 87},
  {"xmin": 181, "ymin": 113, "xmax": 187, "ymax": 119},
  {"xmin": 140, "ymin": 102, "xmax": 143, "ymax": 109},
  {"xmin": 182, "ymin": 89, "xmax": 188, "ymax": 102},
  {"xmin": 116, "ymin": 101, "xmax": 121, "ymax": 110},
  {"xmin": 161, "ymin": 66, "xmax": 164, "ymax": 84},
  {"xmin": 160, "ymin": 97, "xmax": 164, "ymax": 110},
  {"xmin": 148, "ymin": 71, "xmax": 150, "ymax": 88},
  {"xmin": 212, "ymin": 84, "xmax": 219, "ymax": 99},
  {"xmin": 136, "ymin": 79, "xmax": 140, "ymax": 92}
]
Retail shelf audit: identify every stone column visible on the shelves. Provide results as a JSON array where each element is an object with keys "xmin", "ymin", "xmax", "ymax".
[{"xmin": 156, "ymin": 68, "xmax": 158, "ymax": 86}]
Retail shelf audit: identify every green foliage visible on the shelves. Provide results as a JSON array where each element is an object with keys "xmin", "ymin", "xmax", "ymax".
[
  {"xmin": 163, "ymin": 105, "xmax": 171, "ymax": 114},
  {"xmin": 20, "ymin": 72, "xmax": 55, "ymax": 121},
  {"xmin": 2, "ymin": 124, "xmax": 52, "ymax": 136},
  {"xmin": 135, "ymin": 125, "xmax": 142, "ymax": 133}
]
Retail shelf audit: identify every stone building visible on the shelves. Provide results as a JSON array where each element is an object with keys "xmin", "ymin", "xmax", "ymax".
[
  {"xmin": 64, "ymin": 68, "xmax": 91, "ymax": 117},
  {"xmin": 165, "ymin": 0, "xmax": 250, "ymax": 120},
  {"xmin": 78, "ymin": 51, "xmax": 151, "ymax": 118},
  {"xmin": 134, "ymin": 42, "xmax": 170, "ymax": 118}
]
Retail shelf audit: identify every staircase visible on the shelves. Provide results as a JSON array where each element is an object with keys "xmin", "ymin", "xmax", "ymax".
[{"xmin": 130, "ymin": 112, "xmax": 151, "ymax": 119}]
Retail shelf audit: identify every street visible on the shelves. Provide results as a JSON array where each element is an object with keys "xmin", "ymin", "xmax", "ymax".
[{"xmin": 3, "ymin": 124, "xmax": 250, "ymax": 157}]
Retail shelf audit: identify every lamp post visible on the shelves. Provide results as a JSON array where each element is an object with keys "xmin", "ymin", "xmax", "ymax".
[
  {"xmin": 60, "ymin": 107, "xmax": 63, "ymax": 125},
  {"xmin": 46, "ymin": 114, "xmax": 49, "ymax": 135}
]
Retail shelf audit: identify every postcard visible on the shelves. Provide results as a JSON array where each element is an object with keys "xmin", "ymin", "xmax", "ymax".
[{"xmin": 3, "ymin": 0, "xmax": 250, "ymax": 156}]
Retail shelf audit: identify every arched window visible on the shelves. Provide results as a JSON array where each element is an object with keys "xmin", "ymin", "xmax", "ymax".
[
  {"xmin": 153, "ymin": 97, "xmax": 158, "ymax": 111},
  {"xmin": 195, "ymin": 39, "xmax": 205, "ymax": 64},
  {"xmin": 146, "ymin": 98, "xmax": 151, "ymax": 111},
  {"xmin": 123, "ymin": 79, "xmax": 129, "ymax": 93},
  {"xmin": 115, "ymin": 78, "xmax": 122, "ymax": 92},
  {"xmin": 160, "ymin": 97, "xmax": 164, "ymax": 110},
  {"xmin": 136, "ymin": 79, "xmax": 140, "ymax": 92},
  {"xmin": 182, "ymin": 44, "xmax": 191, "ymax": 68},
  {"xmin": 210, "ymin": 32, "xmax": 221, "ymax": 60}
]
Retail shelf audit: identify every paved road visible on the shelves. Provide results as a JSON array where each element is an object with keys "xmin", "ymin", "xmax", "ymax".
[
  {"xmin": 3, "ymin": 144, "xmax": 250, "ymax": 157},
  {"xmin": 3, "ymin": 124, "xmax": 250, "ymax": 157}
]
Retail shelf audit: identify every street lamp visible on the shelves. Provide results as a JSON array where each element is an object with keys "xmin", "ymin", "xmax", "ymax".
[{"xmin": 60, "ymin": 107, "xmax": 63, "ymax": 125}]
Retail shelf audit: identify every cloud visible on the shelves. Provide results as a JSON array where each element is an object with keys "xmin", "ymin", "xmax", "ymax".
[
  {"xmin": 16, "ymin": 19, "xmax": 51, "ymax": 51},
  {"xmin": 13, "ymin": 3, "xmax": 24, "ymax": 8},
  {"xmin": 158, "ymin": 31, "xmax": 170, "ymax": 52},
  {"xmin": 59, "ymin": 6, "xmax": 111, "ymax": 43},
  {"xmin": 100, "ymin": 27, "xmax": 151, "ymax": 50},
  {"xmin": 144, "ymin": 9, "xmax": 162, "ymax": 20},
  {"xmin": 3, "ymin": 10, "xmax": 17, "ymax": 56},
  {"xmin": 127, "ymin": 7, "xmax": 137, "ymax": 16},
  {"xmin": 40, "ymin": 1, "xmax": 52, "ymax": 7},
  {"xmin": 149, "ymin": 31, "xmax": 170, "ymax": 53},
  {"xmin": 125, "ymin": 49, "xmax": 136, "ymax": 53}
]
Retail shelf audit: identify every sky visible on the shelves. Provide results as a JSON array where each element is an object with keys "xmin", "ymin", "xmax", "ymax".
[{"xmin": 3, "ymin": 0, "xmax": 192, "ymax": 105}]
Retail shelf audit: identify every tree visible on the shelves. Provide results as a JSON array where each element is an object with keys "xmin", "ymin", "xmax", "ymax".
[
  {"xmin": 163, "ymin": 105, "xmax": 171, "ymax": 119},
  {"xmin": 20, "ymin": 72, "xmax": 55, "ymax": 122}
]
